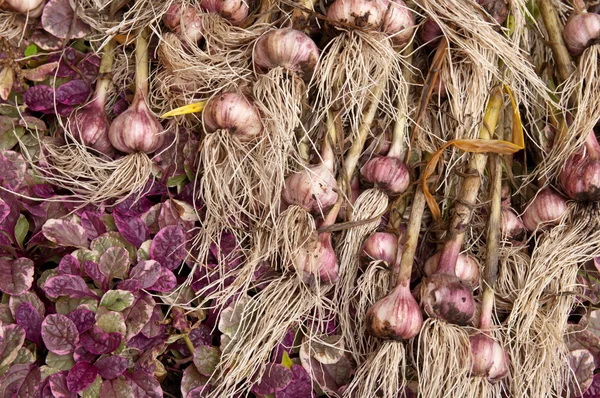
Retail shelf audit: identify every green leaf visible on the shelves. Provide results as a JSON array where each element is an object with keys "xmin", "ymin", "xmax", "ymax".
[
  {"xmin": 91, "ymin": 232, "xmax": 136, "ymax": 263},
  {"xmin": 281, "ymin": 351, "xmax": 293, "ymax": 369},
  {"xmin": 24, "ymin": 44, "xmax": 38, "ymax": 57},
  {"xmin": 193, "ymin": 346, "xmax": 221, "ymax": 376},
  {"xmin": 96, "ymin": 311, "xmax": 126, "ymax": 335},
  {"xmin": 0, "ymin": 124, "xmax": 25, "ymax": 150},
  {"xmin": 14, "ymin": 214, "xmax": 29, "ymax": 248},
  {"xmin": 82, "ymin": 375, "xmax": 102, "ymax": 398},
  {"xmin": 166, "ymin": 174, "xmax": 188, "ymax": 188},
  {"xmin": 45, "ymin": 352, "xmax": 75, "ymax": 371},
  {"xmin": 100, "ymin": 290, "xmax": 135, "ymax": 312},
  {"xmin": 40, "ymin": 366, "xmax": 61, "ymax": 380}
]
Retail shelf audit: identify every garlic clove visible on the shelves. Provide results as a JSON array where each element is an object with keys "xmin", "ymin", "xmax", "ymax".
[
  {"xmin": 361, "ymin": 231, "xmax": 399, "ymax": 267},
  {"xmin": 560, "ymin": 154, "xmax": 600, "ymax": 202},
  {"xmin": 253, "ymin": 28, "xmax": 320, "ymax": 79},
  {"xmin": 203, "ymin": 92, "xmax": 264, "ymax": 141},
  {"xmin": 360, "ymin": 155, "xmax": 410, "ymax": 195},
  {"xmin": 522, "ymin": 188, "xmax": 568, "ymax": 231},
  {"xmin": 420, "ymin": 18, "xmax": 443, "ymax": 48},
  {"xmin": 423, "ymin": 252, "xmax": 480, "ymax": 287},
  {"xmin": 108, "ymin": 92, "xmax": 164, "ymax": 154},
  {"xmin": 469, "ymin": 333, "xmax": 510, "ymax": 382},
  {"xmin": 420, "ymin": 273, "xmax": 476, "ymax": 326},
  {"xmin": 293, "ymin": 232, "xmax": 339, "ymax": 285},
  {"xmin": 563, "ymin": 13, "xmax": 600, "ymax": 56},
  {"xmin": 282, "ymin": 164, "xmax": 339, "ymax": 213},
  {"xmin": 366, "ymin": 284, "xmax": 423, "ymax": 340},
  {"xmin": 71, "ymin": 100, "xmax": 115, "ymax": 157},
  {"xmin": 163, "ymin": 2, "xmax": 204, "ymax": 42},
  {"xmin": 200, "ymin": 0, "xmax": 249, "ymax": 25}
]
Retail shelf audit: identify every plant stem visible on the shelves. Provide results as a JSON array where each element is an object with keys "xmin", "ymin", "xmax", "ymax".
[
  {"xmin": 94, "ymin": 39, "xmax": 116, "ymax": 106},
  {"xmin": 182, "ymin": 334, "xmax": 195, "ymax": 354},
  {"xmin": 322, "ymin": 110, "xmax": 338, "ymax": 171},
  {"xmin": 343, "ymin": 82, "xmax": 385, "ymax": 184},
  {"xmin": 396, "ymin": 183, "xmax": 427, "ymax": 287},
  {"xmin": 134, "ymin": 28, "xmax": 150, "ymax": 97},
  {"xmin": 291, "ymin": 0, "xmax": 317, "ymax": 31},
  {"xmin": 536, "ymin": 0, "xmax": 574, "ymax": 83},
  {"xmin": 388, "ymin": 43, "xmax": 413, "ymax": 159},
  {"xmin": 436, "ymin": 88, "xmax": 503, "ymax": 275}
]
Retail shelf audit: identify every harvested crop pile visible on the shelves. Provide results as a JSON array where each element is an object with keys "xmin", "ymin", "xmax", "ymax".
[{"xmin": 1, "ymin": 0, "xmax": 600, "ymax": 397}]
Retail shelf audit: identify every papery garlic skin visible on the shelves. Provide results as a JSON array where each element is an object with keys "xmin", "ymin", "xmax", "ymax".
[
  {"xmin": 469, "ymin": 333, "xmax": 510, "ymax": 382},
  {"xmin": 560, "ymin": 153, "xmax": 600, "ymax": 202},
  {"xmin": 326, "ymin": 0, "xmax": 387, "ymax": 29},
  {"xmin": 423, "ymin": 252, "xmax": 480, "ymax": 286},
  {"xmin": 477, "ymin": 0, "xmax": 508, "ymax": 25},
  {"xmin": 163, "ymin": 2, "xmax": 204, "ymax": 43},
  {"xmin": 203, "ymin": 92, "xmax": 263, "ymax": 141},
  {"xmin": 253, "ymin": 28, "xmax": 320, "ymax": 79},
  {"xmin": 366, "ymin": 284, "xmax": 423, "ymax": 340},
  {"xmin": 72, "ymin": 103, "xmax": 115, "ymax": 157},
  {"xmin": 361, "ymin": 156, "xmax": 410, "ymax": 195},
  {"xmin": 282, "ymin": 164, "xmax": 339, "ymax": 213},
  {"xmin": 2, "ymin": 0, "xmax": 44, "ymax": 14},
  {"xmin": 294, "ymin": 232, "xmax": 339, "ymax": 285},
  {"xmin": 522, "ymin": 188, "xmax": 568, "ymax": 231},
  {"xmin": 200, "ymin": 0, "xmax": 249, "ymax": 25},
  {"xmin": 361, "ymin": 232, "xmax": 399, "ymax": 266},
  {"xmin": 420, "ymin": 18, "xmax": 443, "ymax": 48},
  {"xmin": 420, "ymin": 274, "xmax": 476, "ymax": 326},
  {"xmin": 108, "ymin": 93, "xmax": 164, "ymax": 154},
  {"xmin": 563, "ymin": 13, "xmax": 600, "ymax": 56}
]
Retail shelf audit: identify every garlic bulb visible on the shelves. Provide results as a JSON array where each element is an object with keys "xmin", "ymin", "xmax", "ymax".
[
  {"xmin": 361, "ymin": 231, "xmax": 399, "ymax": 267},
  {"xmin": 200, "ymin": 0, "xmax": 249, "ymax": 25},
  {"xmin": 253, "ymin": 28, "xmax": 320, "ymax": 79},
  {"xmin": 500, "ymin": 207, "xmax": 526, "ymax": 243},
  {"xmin": 2, "ymin": 0, "xmax": 44, "ymax": 14},
  {"xmin": 563, "ymin": 12, "xmax": 600, "ymax": 56},
  {"xmin": 326, "ymin": 0, "xmax": 387, "ymax": 29},
  {"xmin": 420, "ymin": 274, "xmax": 476, "ymax": 326},
  {"xmin": 72, "ymin": 101, "xmax": 115, "ymax": 157},
  {"xmin": 360, "ymin": 155, "xmax": 410, "ymax": 195},
  {"xmin": 477, "ymin": 0, "xmax": 508, "ymax": 25},
  {"xmin": 366, "ymin": 284, "xmax": 423, "ymax": 340},
  {"xmin": 282, "ymin": 164, "xmax": 339, "ymax": 213},
  {"xmin": 420, "ymin": 18, "xmax": 443, "ymax": 48},
  {"xmin": 522, "ymin": 188, "xmax": 568, "ymax": 231},
  {"xmin": 294, "ymin": 232, "xmax": 339, "ymax": 285},
  {"xmin": 559, "ymin": 132, "xmax": 600, "ymax": 202},
  {"xmin": 423, "ymin": 252, "xmax": 480, "ymax": 287},
  {"xmin": 163, "ymin": 2, "xmax": 204, "ymax": 43},
  {"xmin": 108, "ymin": 92, "xmax": 164, "ymax": 154},
  {"xmin": 381, "ymin": 0, "xmax": 415, "ymax": 45},
  {"xmin": 203, "ymin": 92, "xmax": 264, "ymax": 141},
  {"xmin": 469, "ymin": 333, "xmax": 510, "ymax": 382}
]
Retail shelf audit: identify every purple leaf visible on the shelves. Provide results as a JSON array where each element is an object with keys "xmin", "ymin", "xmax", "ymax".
[
  {"xmin": 100, "ymin": 378, "xmax": 134, "ymax": 397},
  {"xmin": 73, "ymin": 344, "xmax": 96, "ymax": 363},
  {"xmin": 566, "ymin": 324, "xmax": 600, "ymax": 368},
  {"xmin": 0, "ymin": 257, "xmax": 34, "ymax": 295},
  {"xmin": 66, "ymin": 361, "xmax": 98, "ymax": 392},
  {"xmin": 125, "ymin": 370, "xmax": 163, "ymax": 398},
  {"xmin": 0, "ymin": 199, "xmax": 10, "ymax": 224},
  {"xmin": 21, "ymin": 62, "xmax": 61, "ymax": 82},
  {"xmin": 44, "ymin": 274, "xmax": 98, "ymax": 299},
  {"xmin": 209, "ymin": 232, "xmax": 242, "ymax": 269},
  {"xmin": 49, "ymin": 371, "xmax": 77, "ymax": 398},
  {"xmin": 117, "ymin": 279, "xmax": 142, "ymax": 293},
  {"xmin": 23, "ymin": 85, "xmax": 55, "ymax": 112},
  {"xmin": 31, "ymin": 29, "xmax": 62, "ymax": 51},
  {"xmin": 80, "ymin": 212, "xmax": 107, "ymax": 240},
  {"xmin": 123, "ymin": 293, "xmax": 154, "ymax": 341},
  {"xmin": 32, "ymin": 184, "xmax": 55, "ymax": 198},
  {"xmin": 77, "ymin": 54, "xmax": 100, "ymax": 84},
  {"xmin": 58, "ymin": 254, "xmax": 81, "ymax": 276},
  {"xmin": 55, "ymin": 80, "xmax": 90, "ymax": 106},
  {"xmin": 95, "ymin": 355, "xmax": 128, "ymax": 379},
  {"xmin": 158, "ymin": 199, "xmax": 181, "ymax": 228},
  {"xmin": 0, "ymin": 364, "xmax": 41, "ymax": 398},
  {"xmin": 98, "ymin": 246, "xmax": 130, "ymax": 281},
  {"xmin": 83, "ymin": 260, "xmax": 107, "ymax": 288},
  {"xmin": 148, "ymin": 265, "xmax": 176, "ymax": 292},
  {"xmin": 66, "ymin": 308, "xmax": 96, "ymax": 334},
  {"xmin": 181, "ymin": 364, "xmax": 206, "ymax": 397},
  {"xmin": 272, "ymin": 328, "xmax": 296, "ymax": 363},
  {"xmin": 48, "ymin": 47, "xmax": 79, "ymax": 77},
  {"xmin": 129, "ymin": 260, "xmax": 161, "ymax": 289},
  {"xmin": 188, "ymin": 385, "xmax": 213, "ymax": 398},
  {"xmin": 41, "ymin": 0, "xmax": 91, "ymax": 39},
  {"xmin": 192, "ymin": 345, "xmax": 220, "ymax": 377},
  {"xmin": 42, "ymin": 219, "xmax": 88, "ymax": 247},
  {"xmin": 0, "ymin": 151, "xmax": 27, "ymax": 190},
  {"xmin": 276, "ymin": 364, "xmax": 314, "ymax": 398},
  {"xmin": 583, "ymin": 373, "xmax": 600, "ymax": 397},
  {"xmin": 113, "ymin": 212, "xmax": 148, "ymax": 247},
  {"xmin": 568, "ymin": 349, "xmax": 594, "ymax": 397},
  {"xmin": 80, "ymin": 325, "xmax": 121, "ymax": 355},
  {"xmin": 114, "ymin": 196, "xmax": 153, "ymax": 217},
  {"xmin": 15, "ymin": 303, "xmax": 42, "ymax": 347},
  {"xmin": 128, "ymin": 332, "xmax": 166, "ymax": 351},
  {"xmin": 141, "ymin": 306, "xmax": 165, "ymax": 339},
  {"xmin": 251, "ymin": 363, "xmax": 293, "ymax": 395},
  {"xmin": 9, "ymin": 292, "xmax": 45, "ymax": 319},
  {"xmin": 41, "ymin": 314, "xmax": 79, "ymax": 355},
  {"xmin": 188, "ymin": 324, "xmax": 213, "ymax": 348},
  {"xmin": 0, "ymin": 324, "xmax": 26, "ymax": 368},
  {"xmin": 150, "ymin": 225, "xmax": 186, "ymax": 270}
]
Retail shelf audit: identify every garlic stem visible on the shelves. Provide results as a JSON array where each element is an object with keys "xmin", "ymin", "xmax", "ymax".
[
  {"xmin": 395, "ymin": 184, "xmax": 426, "ymax": 287},
  {"xmin": 388, "ymin": 43, "xmax": 413, "ymax": 159},
  {"xmin": 436, "ymin": 88, "xmax": 503, "ymax": 275},
  {"xmin": 536, "ymin": 0, "xmax": 574, "ymax": 82},
  {"xmin": 94, "ymin": 38, "xmax": 116, "ymax": 106},
  {"xmin": 134, "ymin": 28, "xmax": 150, "ymax": 98}
]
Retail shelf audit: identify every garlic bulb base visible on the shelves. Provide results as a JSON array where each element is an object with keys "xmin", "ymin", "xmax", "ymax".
[
  {"xmin": 469, "ymin": 333, "xmax": 510, "ymax": 382},
  {"xmin": 420, "ymin": 274, "xmax": 475, "ymax": 326},
  {"xmin": 366, "ymin": 284, "xmax": 423, "ymax": 340}
]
